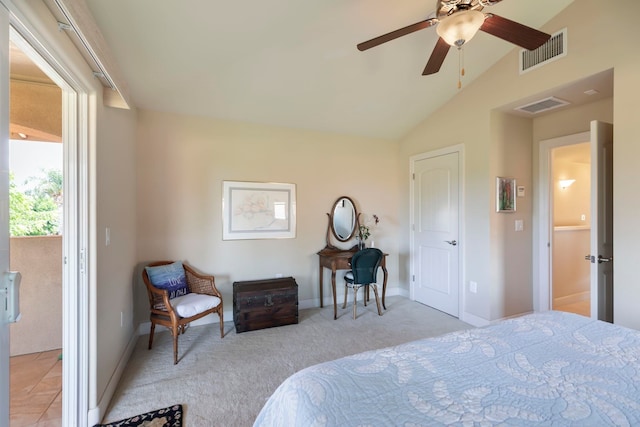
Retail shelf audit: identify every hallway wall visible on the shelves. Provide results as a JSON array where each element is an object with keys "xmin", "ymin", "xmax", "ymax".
[{"xmin": 552, "ymin": 227, "xmax": 589, "ymax": 305}]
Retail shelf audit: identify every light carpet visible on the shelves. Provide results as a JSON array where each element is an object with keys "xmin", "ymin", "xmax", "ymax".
[{"xmin": 102, "ymin": 296, "xmax": 471, "ymax": 427}]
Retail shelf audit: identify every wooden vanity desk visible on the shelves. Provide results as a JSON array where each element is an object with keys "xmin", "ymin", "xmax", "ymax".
[{"xmin": 317, "ymin": 247, "xmax": 388, "ymax": 320}]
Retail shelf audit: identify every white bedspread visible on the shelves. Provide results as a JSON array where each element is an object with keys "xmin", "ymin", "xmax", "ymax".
[{"xmin": 254, "ymin": 311, "xmax": 640, "ymax": 426}]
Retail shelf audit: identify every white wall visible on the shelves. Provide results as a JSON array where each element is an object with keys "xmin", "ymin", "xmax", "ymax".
[
  {"xmin": 135, "ymin": 109, "xmax": 400, "ymax": 325},
  {"xmin": 94, "ymin": 103, "xmax": 137, "ymax": 405},
  {"xmin": 489, "ymin": 113, "xmax": 533, "ymax": 319},
  {"xmin": 400, "ymin": 0, "xmax": 637, "ymax": 325}
]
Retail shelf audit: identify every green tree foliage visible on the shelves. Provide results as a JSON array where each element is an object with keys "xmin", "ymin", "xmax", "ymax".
[
  {"xmin": 9, "ymin": 169, "xmax": 62, "ymax": 236},
  {"xmin": 26, "ymin": 169, "xmax": 63, "ymax": 205}
]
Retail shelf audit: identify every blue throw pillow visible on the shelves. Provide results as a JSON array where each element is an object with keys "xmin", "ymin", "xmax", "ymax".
[{"xmin": 145, "ymin": 261, "xmax": 189, "ymax": 299}]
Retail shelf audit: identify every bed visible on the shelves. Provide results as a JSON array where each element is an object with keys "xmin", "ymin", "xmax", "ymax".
[{"xmin": 254, "ymin": 311, "xmax": 640, "ymax": 426}]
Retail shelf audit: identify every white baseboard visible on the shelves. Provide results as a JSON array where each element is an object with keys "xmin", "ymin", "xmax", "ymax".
[
  {"xmin": 312, "ymin": 286, "xmax": 408, "ymax": 309},
  {"xmin": 461, "ymin": 310, "xmax": 537, "ymax": 328},
  {"xmin": 138, "ymin": 287, "xmax": 408, "ymax": 335},
  {"xmin": 460, "ymin": 311, "xmax": 490, "ymax": 327},
  {"xmin": 89, "ymin": 329, "xmax": 139, "ymax": 425}
]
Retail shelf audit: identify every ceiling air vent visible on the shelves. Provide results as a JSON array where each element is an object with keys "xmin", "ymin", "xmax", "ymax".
[
  {"xmin": 514, "ymin": 97, "xmax": 570, "ymax": 115},
  {"xmin": 519, "ymin": 28, "xmax": 567, "ymax": 74}
]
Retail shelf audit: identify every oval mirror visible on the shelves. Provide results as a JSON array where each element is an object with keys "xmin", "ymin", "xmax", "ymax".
[{"xmin": 331, "ymin": 196, "xmax": 357, "ymax": 242}]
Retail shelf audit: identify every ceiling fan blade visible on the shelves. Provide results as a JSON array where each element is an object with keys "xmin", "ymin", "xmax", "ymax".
[
  {"xmin": 480, "ymin": 14, "xmax": 551, "ymax": 51},
  {"xmin": 357, "ymin": 18, "xmax": 438, "ymax": 51},
  {"xmin": 422, "ymin": 37, "xmax": 450, "ymax": 75}
]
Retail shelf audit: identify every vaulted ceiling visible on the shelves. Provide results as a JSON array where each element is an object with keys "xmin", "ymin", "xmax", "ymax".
[{"xmin": 79, "ymin": 0, "xmax": 581, "ymax": 139}]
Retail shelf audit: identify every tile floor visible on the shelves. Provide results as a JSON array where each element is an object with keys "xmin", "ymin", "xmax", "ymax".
[{"xmin": 10, "ymin": 349, "xmax": 62, "ymax": 427}]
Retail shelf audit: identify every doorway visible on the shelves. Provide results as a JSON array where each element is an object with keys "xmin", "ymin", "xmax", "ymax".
[
  {"xmin": 8, "ymin": 38, "xmax": 64, "ymax": 425},
  {"xmin": 537, "ymin": 131, "xmax": 588, "ymax": 313},
  {"xmin": 1, "ymin": 13, "xmax": 91, "ymax": 426},
  {"xmin": 550, "ymin": 142, "xmax": 591, "ymax": 316},
  {"xmin": 537, "ymin": 121, "xmax": 613, "ymax": 321}
]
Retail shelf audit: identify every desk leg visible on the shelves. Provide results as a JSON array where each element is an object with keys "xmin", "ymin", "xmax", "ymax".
[
  {"xmin": 331, "ymin": 269, "xmax": 337, "ymax": 320},
  {"xmin": 319, "ymin": 262, "xmax": 324, "ymax": 308},
  {"xmin": 381, "ymin": 265, "xmax": 388, "ymax": 310}
]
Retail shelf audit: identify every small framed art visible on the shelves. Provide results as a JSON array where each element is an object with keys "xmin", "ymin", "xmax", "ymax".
[{"xmin": 496, "ymin": 177, "xmax": 516, "ymax": 212}]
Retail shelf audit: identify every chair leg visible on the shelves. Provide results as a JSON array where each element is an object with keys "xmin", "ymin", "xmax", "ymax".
[
  {"xmin": 219, "ymin": 310, "xmax": 225, "ymax": 338},
  {"xmin": 372, "ymin": 284, "xmax": 383, "ymax": 316},
  {"xmin": 148, "ymin": 322, "xmax": 156, "ymax": 350},
  {"xmin": 342, "ymin": 284, "xmax": 348, "ymax": 309},
  {"xmin": 353, "ymin": 286, "xmax": 358, "ymax": 319},
  {"xmin": 172, "ymin": 326, "xmax": 179, "ymax": 365},
  {"xmin": 364, "ymin": 286, "xmax": 368, "ymax": 307}
]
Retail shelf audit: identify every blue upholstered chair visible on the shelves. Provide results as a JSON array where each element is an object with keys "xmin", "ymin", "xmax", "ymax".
[{"xmin": 342, "ymin": 248, "xmax": 384, "ymax": 319}]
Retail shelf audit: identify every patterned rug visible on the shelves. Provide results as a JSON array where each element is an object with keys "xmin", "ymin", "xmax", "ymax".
[{"xmin": 94, "ymin": 404, "xmax": 183, "ymax": 427}]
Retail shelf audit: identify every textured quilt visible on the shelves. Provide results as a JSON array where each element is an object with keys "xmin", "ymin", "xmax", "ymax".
[{"xmin": 254, "ymin": 311, "xmax": 640, "ymax": 426}]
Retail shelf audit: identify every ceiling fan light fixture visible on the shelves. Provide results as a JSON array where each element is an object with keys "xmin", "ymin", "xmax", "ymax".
[{"xmin": 436, "ymin": 10, "xmax": 485, "ymax": 47}]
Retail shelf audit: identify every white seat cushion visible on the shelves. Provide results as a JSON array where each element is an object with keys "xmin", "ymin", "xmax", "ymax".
[{"xmin": 171, "ymin": 293, "xmax": 221, "ymax": 318}]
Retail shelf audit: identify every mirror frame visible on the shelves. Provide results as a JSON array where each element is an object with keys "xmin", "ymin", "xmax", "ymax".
[
  {"xmin": 331, "ymin": 196, "xmax": 358, "ymax": 241},
  {"xmin": 325, "ymin": 196, "xmax": 360, "ymax": 250}
]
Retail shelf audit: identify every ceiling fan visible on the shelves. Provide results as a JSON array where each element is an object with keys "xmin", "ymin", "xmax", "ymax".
[{"xmin": 357, "ymin": 0, "xmax": 552, "ymax": 76}]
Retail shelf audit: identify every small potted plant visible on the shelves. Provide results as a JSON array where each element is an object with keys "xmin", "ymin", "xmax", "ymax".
[{"xmin": 357, "ymin": 214, "xmax": 379, "ymax": 250}]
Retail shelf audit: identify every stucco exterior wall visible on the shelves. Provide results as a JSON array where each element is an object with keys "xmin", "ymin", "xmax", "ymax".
[{"xmin": 9, "ymin": 236, "xmax": 62, "ymax": 356}]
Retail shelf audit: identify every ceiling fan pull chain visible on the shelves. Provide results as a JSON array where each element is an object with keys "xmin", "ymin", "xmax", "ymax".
[{"xmin": 457, "ymin": 47, "xmax": 464, "ymax": 89}]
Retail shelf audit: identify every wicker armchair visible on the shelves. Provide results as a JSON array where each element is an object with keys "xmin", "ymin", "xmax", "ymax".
[{"xmin": 142, "ymin": 261, "xmax": 224, "ymax": 364}]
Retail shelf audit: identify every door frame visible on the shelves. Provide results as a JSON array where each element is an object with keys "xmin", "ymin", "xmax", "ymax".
[
  {"xmin": 1, "ymin": 4, "xmax": 11, "ymax": 425},
  {"xmin": 409, "ymin": 144, "xmax": 465, "ymax": 318},
  {"xmin": 5, "ymin": 5, "xmax": 91, "ymax": 426},
  {"xmin": 535, "ymin": 131, "xmax": 589, "ymax": 313}
]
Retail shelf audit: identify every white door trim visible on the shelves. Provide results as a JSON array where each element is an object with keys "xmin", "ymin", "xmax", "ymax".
[
  {"xmin": 8, "ymin": 12, "xmax": 90, "ymax": 427},
  {"xmin": 410, "ymin": 144, "xmax": 465, "ymax": 317},
  {"xmin": 535, "ymin": 131, "xmax": 589, "ymax": 313},
  {"xmin": 0, "ymin": 5, "xmax": 11, "ymax": 426}
]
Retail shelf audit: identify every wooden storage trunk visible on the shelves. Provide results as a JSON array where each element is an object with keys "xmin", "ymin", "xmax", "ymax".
[{"xmin": 233, "ymin": 277, "xmax": 299, "ymax": 333}]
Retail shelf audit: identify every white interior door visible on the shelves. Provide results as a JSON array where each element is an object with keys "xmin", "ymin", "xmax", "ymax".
[
  {"xmin": 589, "ymin": 120, "xmax": 613, "ymax": 322},
  {"xmin": 0, "ymin": 4, "xmax": 11, "ymax": 426},
  {"xmin": 411, "ymin": 150, "xmax": 460, "ymax": 317}
]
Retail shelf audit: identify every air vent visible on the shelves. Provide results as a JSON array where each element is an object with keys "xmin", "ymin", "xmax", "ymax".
[
  {"xmin": 514, "ymin": 96, "xmax": 570, "ymax": 115},
  {"xmin": 519, "ymin": 28, "xmax": 567, "ymax": 74}
]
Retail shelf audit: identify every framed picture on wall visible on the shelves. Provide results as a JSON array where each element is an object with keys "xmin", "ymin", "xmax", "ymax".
[
  {"xmin": 496, "ymin": 177, "xmax": 516, "ymax": 212},
  {"xmin": 222, "ymin": 181, "xmax": 297, "ymax": 240}
]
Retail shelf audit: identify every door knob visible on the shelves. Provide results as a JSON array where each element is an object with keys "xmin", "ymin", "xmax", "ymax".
[
  {"xmin": 445, "ymin": 240, "xmax": 457, "ymax": 246},
  {"xmin": 598, "ymin": 255, "xmax": 613, "ymax": 263},
  {"xmin": 586, "ymin": 254, "xmax": 613, "ymax": 263}
]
